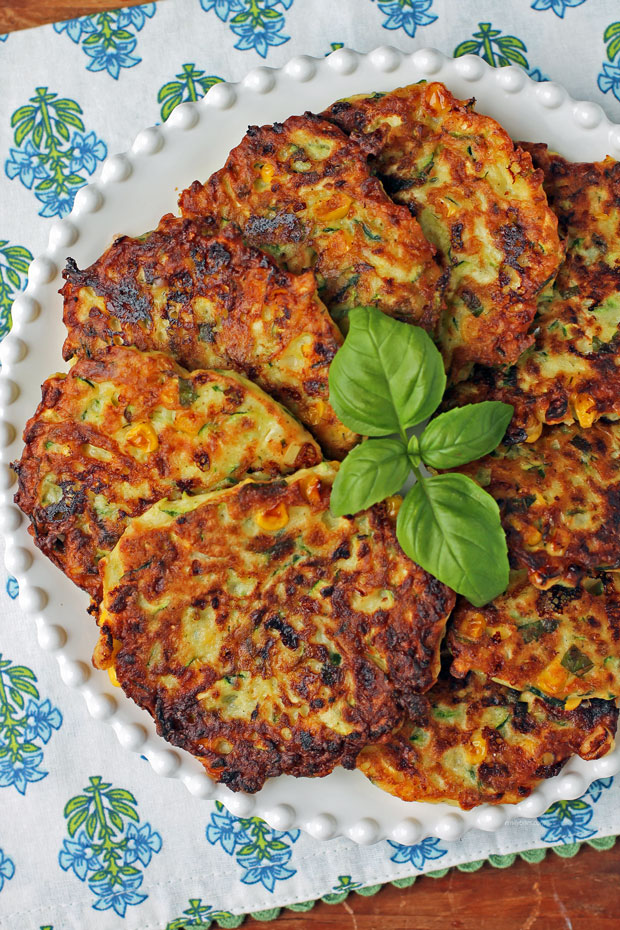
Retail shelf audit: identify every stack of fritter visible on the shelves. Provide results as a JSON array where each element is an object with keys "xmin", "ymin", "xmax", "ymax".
[{"xmin": 13, "ymin": 80, "xmax": 620, "ymax": 809}]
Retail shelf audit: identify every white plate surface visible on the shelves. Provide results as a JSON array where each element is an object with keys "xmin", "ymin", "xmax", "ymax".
[{"xmin": 2, "ymin": 47, "xmax": 620, "ymax": 847}]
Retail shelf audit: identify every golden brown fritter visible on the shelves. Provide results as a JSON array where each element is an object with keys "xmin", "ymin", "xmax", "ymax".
[
  {"xmin": 179, "ymin": 112, "xmax": 444, "ymax": 330},
  {"xmin": 13, "ymin": 346, "xmax": 321, "ymax": 601},
  {"xmin": 323, "ymin": 83, "xmax": 561, "ymax": 379},
  {"xmin": 61, "ymin": 214, "xmax": 356, "ymax": 459},
  {"xmin": 357, "ymin": 671, "xmax": 617, "ymax": 808},
  {"xmin": 445, "ymin": 149, "xmax": 620, "ymax": 438},
  {"xmin": 94, "ymin": 463, "xmax": 455, "ymax": 792},
  {"xmin": 454, "ymin": 421, "xmax": 620, "ymax": 589},
  {"xmin": 448, "ymin": 571, "xmax": 620, "ymax": 703}
]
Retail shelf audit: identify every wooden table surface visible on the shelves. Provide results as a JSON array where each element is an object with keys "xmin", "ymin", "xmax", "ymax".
[{"xmin": 3, "ymin": 2, "xmax": 620, "ymax": 928}]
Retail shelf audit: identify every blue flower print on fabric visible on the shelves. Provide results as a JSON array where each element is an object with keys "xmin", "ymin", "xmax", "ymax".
[
  {"xmin": 54, "ymin": 5, "xmax": 156, "ymax": 80},
  {"xmin": 0, "ymin": 847, "xmax": 15, "ymax": 892},
  {"xmin": 538, "ymin": 798, "xmax": 596, "ymax": 844},
  {"xmin": 59, "ymin": 776, "xmax": 162, "ymax": 918},
  {"xmin": 123, "ymin": 823, "xmax": 162, "ymax": 867},
  {"xmin": 5, "ymin": 141, "xmax": 48, "ymax": 190},
  {"xmin": 599, "ymin": 62, "xmax": 620, "ymax": 102},
  {"xmin": 371, "ymin": 0, "xmax": 437, "ymax": 39},
  {"xmin": 69, "ymin": 132, "xmax": 107, "ymax": 174},
  {"xmin": 387, "ymin": 837, "xmax": 447, "ymax": 869},
  {"xmin": 536, "ymin": 779, "xmax": 613, "ymax": 846},
  {"xmin": 5, "ymin": 89, "xmax": 107, "ymax": 219},
  {"xmin": 531, "ymin": 0, "xmax": 587, "ymax": 18},
  {"xmin": 585, "ymin": 777, "xmax": 613, "ymax": 803},
  {"xmin": 0, "ymin": 655, "xmax": 62, "ymax": 795},
  {"xmin": 0, "ymin": 34, "xmax": 7, "ymax": 43},
  {"xmin": 206, "ymin": 801, "xmax": 300, "ymax": 892},
  {"xmin": 599, "ymin": 23, "xmax": 620, "ymax": 104},
  {"xmin": 23, "ymin": 699, "xmax": 62, "ymax": 744},
  {"xmin": 5, "ymin": 576, "xmax": 18, "ymax": 599},
  {"xmin": 59, "ymin": 831, "xmax": 103, "ymax": 882},
  {"xmin": 198, "ymin": 0, "xmax": 294, "ymax": 59}
]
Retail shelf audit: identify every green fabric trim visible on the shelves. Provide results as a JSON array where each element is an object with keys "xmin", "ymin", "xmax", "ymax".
[
  {"xmin": 488, "ymin": 853, "xmax": 516, "ymax": 868},
  {"xmin": 520, "ymin": 848, "xmax": 546, "ymax": 863},
  {"xmin": 194, "ymin": 834, "xmax": 618, "ymax": 928},
  {"xmin": 391, "ymin": 876, "xmax": 417, "ymax": 888},
  {"xmin": 286, "ymin": 900, "xmax": 315, "ymax": 912}
]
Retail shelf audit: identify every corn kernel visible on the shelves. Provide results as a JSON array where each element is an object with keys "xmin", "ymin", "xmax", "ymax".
[
  {"xmin": 546, "ymin": 530, "xmax": 569, "ymax": 556},
  {"xmin": 579, "ymin": 723, "xmax": 612, "ymax": 759},
  {"xmin": 259, "ymin": 163, "xmax": 275, "ymax": 184},
  {"xmin": 125, "ymin": 422, "xmax": 159, "ymax": 453},
  {"xmin": 386, "ymin": 495, "xmax": 402, "ymax": 520},
  {"xmin": 428, "ymin": 86, "xmax": 448, "ymax": 111},
  {"xmin": 107, "ymin": 666, "xmax": 120, "ymax": 688},
  {"xmin": 530, "ymin": 570, "xmax": 557, "ymax": 590},
  {"xmin": 519, "ymin": 735, "xmax": 539, "ymax": 756},
  {"xmin": 317, "ymin": 194, "xmax": 353, "ymax": 222},
  {"xmin": 536, "ymin": 660, "xmax": 570, "ymax": 697},
  {"xmin": 300, "ymin": 474, "xmax": 322, "ymax": 507},
  {"xmin": 442, "ymin": 199, "xmax": 459, "ymax": 217},
  {"xmin": 465, "ymin": 730, "xmax": 487, "ymax": 765},
  {"xmin": 305, "ymin": 400, "xmax": 325, "ymax": 426},
  {"xmin": 525, "ymin": 419, "xmax": 543, "ymax": 443},
  {"xmin": 175, "ymin": 413, "xmax": 198, "ymax": 436},
  {"xmin": 461, "ymin": 613, "xmax": 486, "ymax": 641},
  {"xmin": 572, "ymin": 393, "xmax": 597, "ymax": 428},
  {"xmin": 522, "ymin": 525, "xmax": 543, "ymax": 547},
  {"xmin": 564, "ymin": 696, "xmax": 582, "ymax": 712},
  {"xmin": 255, "ymin": 501, "xmax": 289, "ymax": 531}
]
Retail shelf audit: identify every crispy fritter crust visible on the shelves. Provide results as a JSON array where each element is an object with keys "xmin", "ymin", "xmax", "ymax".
[
  {"xmin": 179, "ymin": 112, "xmax": 444, "ymax": 330},
  {"xmin": 95, "ymin": 463, "xmax": 455, "ymax": 792},
  {"xmin": 448, "ymin": 571, "xmax": 620, "ymax": 702},
  {"xmin": 323, "ymin": 83, "xmax": 561, "ymax": 379},
  {"xmin": 13, "ymin": 346, "xmax": 321, "ymax": 600},
  {"xmin": 61, "ymin": 215, "xmax": 356, "ymax": 459},
  {"xmin": 357, "ymin": 671, "xmax": 617, "ymax": 808},
  {"xmin": 454, "ymin": 421, "xmax": 620, "ymax": 588},
  {"xmin": 445, "ymin": 148, "xmax": 620, "ymax": 437}
]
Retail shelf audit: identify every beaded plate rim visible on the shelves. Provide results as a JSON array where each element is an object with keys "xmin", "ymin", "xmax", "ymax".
[{"xmin": 1, "ymin": 45, "xmax": 620, "ymax": 846}]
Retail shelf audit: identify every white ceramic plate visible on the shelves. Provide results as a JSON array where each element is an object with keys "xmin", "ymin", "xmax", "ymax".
[{"xmin": 2, "ymin": 47, "xmax": 620, "ymax": 847}]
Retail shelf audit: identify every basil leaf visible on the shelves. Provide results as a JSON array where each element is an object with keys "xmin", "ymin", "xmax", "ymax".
[
  {"xmin": 330, "ymin": 437, "xmax": 409, "ymax": 517},
  {"xmin": 396, "ymin": 473, "xmax": 509, "ymax": 606},
  {"xmin": 420, "ymin": 402, "xmax": 514, "ymax": 469},
  {"xmin": 328, "ymin": 307, "xmax": 446, "ymax": 436}
]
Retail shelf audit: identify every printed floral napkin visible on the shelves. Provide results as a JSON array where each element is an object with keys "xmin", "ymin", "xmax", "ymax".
[{"xmin": 1, "ymin": 1, "xmax": 620, "ymax": 927}]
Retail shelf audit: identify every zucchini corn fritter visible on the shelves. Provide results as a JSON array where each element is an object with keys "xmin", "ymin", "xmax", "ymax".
[
  {"xmin": 445, "ymin": 148, "xmax": 620, "ymax": 439},
  {"xmin": 94, "ymin": 463, "xmax": 455, "ymax": 792},
  {"xmin": 455, "ymin": 420, "xmax": 620, "ymax": 589},
  {"xmin": 13, "ymin": 346, "xmax": 320, "ymax": 601},
  {"xmin": 323, "ymin": 83, "xmax": 561, "ymax": 379},
  {"xmin": 449, "ymin": 571, "xmax": 620, "ymax": 703},
  {"xmin": 61, "ymin": 214, "xmax": 357, "ymax": 459},
  {"xmin": 179, "ymin": 112, "xmax": 445, "ymax": 330},
  {"xmin": 357, "ymin": 671, "xmax": 618, "ymax": 809}
]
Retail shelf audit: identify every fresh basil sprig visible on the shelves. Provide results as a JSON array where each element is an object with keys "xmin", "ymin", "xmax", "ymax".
[{"xmin": 328, "ymin": 307, "xmax": 513, "ymax": 607}]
